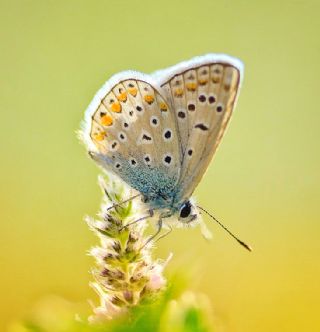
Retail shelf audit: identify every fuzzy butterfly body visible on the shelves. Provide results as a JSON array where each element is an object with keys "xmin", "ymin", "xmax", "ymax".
[{"xmin": 82, "ymin": 54, "xmax": 243, "ymax": 223}]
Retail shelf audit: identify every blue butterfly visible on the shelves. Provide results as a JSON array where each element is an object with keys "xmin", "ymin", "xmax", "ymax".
[{"xmin": 81, "ymin": 54, "xmax": 250, "ymax": 250}]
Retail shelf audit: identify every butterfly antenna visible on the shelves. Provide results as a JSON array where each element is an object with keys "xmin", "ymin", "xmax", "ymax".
[{"xmin": 197, "ymin": 206, "xmax": 252, "ymax": 252}]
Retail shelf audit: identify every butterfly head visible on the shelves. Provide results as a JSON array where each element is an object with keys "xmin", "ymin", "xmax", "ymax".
[{"xmin": 177, "ymin": 200, "xmax": 199, "ymax": 224}]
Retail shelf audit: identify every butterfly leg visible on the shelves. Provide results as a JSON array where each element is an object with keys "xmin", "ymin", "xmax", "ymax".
[
  {"xmin": 119, "ymin": 209, "xmax": 154, "ymax": 231},
  {"xmin": 142, "ymin": 211, "xmax": 172, "ymax": 248},
  {"xmin": 153, "ymin": 224, "xmax": 173, "ymax": 243},
  {"xmin": 106, "ymin": 193, "xmax": 141, "ymax": 211},
  {"xmin": 143, "ymin": 217, "xmax": 163, "ymax": 248}
]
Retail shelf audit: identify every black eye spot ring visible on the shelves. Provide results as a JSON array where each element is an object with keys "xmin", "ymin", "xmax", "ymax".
[
  {"xmin": 163, "ymin": 154, "xmax": 172, "ymax": 166},
  {"xmin": 111, "ymin": 140, "xmax": 118, "ymax": 151},
  {"xmin": 143, "ymin": 154, "xmax": 152, "ymax": 165},
  {"xmin": 208, "ymin": 96, "xmax": 216, "ymax": 104},
  {"xmin": 198, "ymin": 94, "xmax": 206, "ymax": 102},
  {"xmin": 119, "ymin": 132, "xmax": 127, "ymax": 141},
  {"xmin": 163, "ymin": 129, "xmax": 172, "ymax": 140},
  {"xmin": 188, "ymin": 103, "xmax": 195, "ymax": 111},
  {"xmin": 150, "ymin": 116, "xmax": 159, "ymax": 127},
  {"xmin": 216, "ymin": 105, "xmax": 223, "ymax": 112},
  {"xmin": 130, "ymin": 158, "xmax": 137, "ymax": 167}
]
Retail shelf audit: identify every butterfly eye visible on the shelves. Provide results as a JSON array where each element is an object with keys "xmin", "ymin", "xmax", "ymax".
[{"xmin": 179, "ymin": 201, "xmax": 192, "ymax": 218}]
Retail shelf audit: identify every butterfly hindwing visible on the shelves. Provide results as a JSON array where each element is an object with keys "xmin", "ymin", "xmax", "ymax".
[
  {"xmin": 156, "ymin": 55, "xmax": 242, "ymax": 200},
  {"xmin": 84, "ymin": 74, "xmax": 182, "ymax": 198}
]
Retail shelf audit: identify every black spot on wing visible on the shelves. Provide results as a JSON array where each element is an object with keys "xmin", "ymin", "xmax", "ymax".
[
  {"xmin": 142, "ymin": 134, "xmax": 152, "ymax": 141},
  {"xmin": 195, "ymin": 123, "xmax": 209, "ymax": 131}
]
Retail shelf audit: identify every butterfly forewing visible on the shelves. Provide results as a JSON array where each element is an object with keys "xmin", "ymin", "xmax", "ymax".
[
  {"xmin": 158, "ymin": 59, "xmax": 242, "ymax": 200},
  {"xmin": 87, "ymin": 76, "xmax": 182, "ymax": 197}
]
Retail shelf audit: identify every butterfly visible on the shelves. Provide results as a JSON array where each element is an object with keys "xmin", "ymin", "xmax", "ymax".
[{"xmin": 81, "ymin": 54, "xmax": 249, "ymax": 249}]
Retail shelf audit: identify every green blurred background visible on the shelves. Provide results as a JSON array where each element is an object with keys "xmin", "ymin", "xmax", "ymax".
[{"xmin": 1, "ymin": 0, "xmax": 319, "ymax": 331}]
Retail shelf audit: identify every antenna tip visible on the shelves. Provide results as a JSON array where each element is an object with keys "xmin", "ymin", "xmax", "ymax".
[{"xmin": 238, "ymin": 240, "xmax": 253, "ymax": 252}]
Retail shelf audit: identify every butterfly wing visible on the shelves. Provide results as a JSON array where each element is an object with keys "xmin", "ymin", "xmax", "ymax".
[
  {"xmin": 81, "ymin": 72, "xmax": 183, "ymax": 199},
  {"xmin": 154, "ymin": 54, "xmax": 243, "ymax": 200}
]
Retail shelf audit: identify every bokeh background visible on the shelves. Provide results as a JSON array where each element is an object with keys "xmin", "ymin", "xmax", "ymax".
[{"xmin": 1, "ymin": 0, "xmax": 319, "ymax": 331}]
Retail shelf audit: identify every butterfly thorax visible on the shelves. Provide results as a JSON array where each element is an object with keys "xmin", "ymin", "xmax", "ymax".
[
  {"xmin": 142, "ymin": 191, "xmax": 199, "ymax": 225},
  {"xmin": 142, "ymin": 193, "xmax": 177, "ymax": 212}
]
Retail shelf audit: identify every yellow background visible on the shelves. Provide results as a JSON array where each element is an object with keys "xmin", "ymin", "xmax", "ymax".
[{"xmin": 1, "ymin": 1, "xmax": 319, "ymax": 331}]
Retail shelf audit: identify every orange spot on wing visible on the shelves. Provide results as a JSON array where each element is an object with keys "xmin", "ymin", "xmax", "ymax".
[
  {"xmin": 186, "ymin": 82, "xmax": 197, "ymax": 91},
  {"xmin": 212, "ymin": 77, "xmax": 221, "ymax": 84},
  {"xmin": 101, "ymin": 114, "xmax": 113, "ymax": 126},
  {"xmin": 174, "ymin": 88, "xmax": 184, "ymax": 97},
  {"xmin": 159, "ymin": 102, "xmax": 168, "ymax": 112},
  {"xmin": 198, "ymin": 79, "xmax": 208, "ymax": 85},
  {"xmin": 144, "ymin": 95, "xmax": 155, "ymax": 104},
  {"xmin": 111, "ymin": 102, "xmax": 122, "ymax": 113},
  {"xmin": 224, "ymin": 84, "xmax": 231, "ymax": 91},
  {"xmin": 128, "ymin": 87, "xmax": 137, "ymax": 96},
  {"xmin": 93, "ymin": 131, "xmax": 106, "ymax": 141},
  {"xmin": 117, "ymin": 92, "xmax": 127, "ymax": 102}
]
